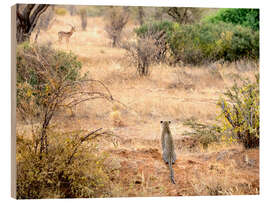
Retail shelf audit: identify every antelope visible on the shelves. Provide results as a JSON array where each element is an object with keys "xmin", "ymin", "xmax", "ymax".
[{"xmin": 58, "ymin": 24, "xmax": 76, "ymax": 44}]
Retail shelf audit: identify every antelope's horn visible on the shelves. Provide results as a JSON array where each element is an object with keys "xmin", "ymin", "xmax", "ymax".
[{"xmin": 68, "ymin": 24, "xmax": 74, "ymax": 28}]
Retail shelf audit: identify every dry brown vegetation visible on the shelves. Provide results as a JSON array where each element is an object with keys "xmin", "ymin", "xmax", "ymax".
[{"xmin": 17, "ymin": 12, "xmax": 259, "ymax": 197}]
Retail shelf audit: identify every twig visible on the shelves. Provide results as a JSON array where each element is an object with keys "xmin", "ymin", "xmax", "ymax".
[{"xmin": 66, "ymin": 128, "xmax": 103, "ymax": 165}]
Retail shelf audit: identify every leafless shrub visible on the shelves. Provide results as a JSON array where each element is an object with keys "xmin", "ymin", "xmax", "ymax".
[
  {"xmin": 143, "ymin": 30, "xmax": 168, "ymax": 63},
  {"xmin": 135, "ymin": 23, "xmax": 170, "ymax": 63},
  {"xmin": 122, "ymin": 33, "xmax": 163, "ymax": 76},
  {"xmin": 170, "ymin": 68, "xmax": 195, "ymax": 90},
  {"xmin": 167, "ymin": 7, "xmax": 204, "ymax": 24},
  {"xmin": 105, "ymin": 7, "xmax": 129, "ymax": 47}
]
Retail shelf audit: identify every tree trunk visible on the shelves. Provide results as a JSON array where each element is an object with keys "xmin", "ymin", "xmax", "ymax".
[
  {"xmin": 16, "ymin": 4, "xmax": 49, "ymax": 44},
  {"xmin": 16, "ymin": 21, "xmax": 30, "ymax": 43},
  {"xmin": 138, "ymin": 7, "xmax": 144, "ymax": 26}
]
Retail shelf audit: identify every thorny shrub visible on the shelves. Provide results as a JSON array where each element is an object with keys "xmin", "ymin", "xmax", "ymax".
[
  {"xmin": 122, "ymin": 36, "xmax": 162, "ymax": 76},
  {"xmin": 218, "ymin": 74, "xmax": 259, "ymax": 149},
  {"xmin": 16, "ymin": 42, "xmax": 115, "ymax": 198},
  {"xmin": 16, "ymin": 129, "xmax": 111, "ymax": 199},
  {"xmin": 134, "ymin": 21, "xmax": 174, "ymax": 63},
  {"xmin": 184, "ymin": 74, "xmax": 259, "ymax": 149},
  {"xmin": 16, "ymin": 42, "xmax": 113, "ymax": 156}
]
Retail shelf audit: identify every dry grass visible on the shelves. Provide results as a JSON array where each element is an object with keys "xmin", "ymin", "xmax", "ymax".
[{"xmin": 17, "ymin": 14, "xmax": 260, "ymax": 197}]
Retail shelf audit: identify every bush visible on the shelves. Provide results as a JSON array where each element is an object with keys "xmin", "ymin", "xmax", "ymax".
[
  {"xmin": 218, "ymin": 75, "xmax": 259, "ymax": 149},
  {"xmin": 135, "ymin": 21, "xmax": 174, "ymax": 38},
  {"xmin": 16, "ymin": 43, "xmax": 115, "ymax": 198},
  {"xmin": 16, "ymin": 43, "xmax": 83, "ymax": 120},
  {"xmin": 122, "ymin": 36, "xmax": 161, "ymax": 76},
  {"xmin": 205, "ymin": 8, "xmax": 259, "ymax": 31},
  {"xmin": 169, "ymin": 22, "xmax": 259, "ymax": 65},
  {"xmin": 135, "ymin": 21, "xmax": 259, "ymax": 65},
  {"xmin": 166, "ymin": 7, "xmax": 205, "ymax": 24},
  {"xmin": 135, "ymin": 21, "xmax": 174, "ymax": 63},
  {"xmin": 183, "ymin": 75, "xmax": 259, "ymax": 149},
  {"xmin": 183, "ymin": 118, "xmax": 221, "ymax": 149},
  {"xmin": 16, "ymin": 129, "xmax": 111, "ymax": 199},
  {"xmin": 16, "ymin": 43, "xmax": 113, "ymax": 156}
]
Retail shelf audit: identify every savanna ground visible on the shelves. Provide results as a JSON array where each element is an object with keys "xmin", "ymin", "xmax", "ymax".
[{"xmin": 17, "ymin": 13, "xmax": 259, "ymax": 197}]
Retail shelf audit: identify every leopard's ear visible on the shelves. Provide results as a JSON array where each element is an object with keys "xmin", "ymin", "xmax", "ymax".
[{"xmin": 160, "ymin": 121, "xmax": 163, "ymax": 124}]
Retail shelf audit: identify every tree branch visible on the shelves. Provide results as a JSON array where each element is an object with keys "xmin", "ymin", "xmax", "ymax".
[
  {"xmin": 22, "ymin": 4, "xmax": 35, "ymax": 19},
  {"xmin": 29, "ymin": 4, "xmax": 49, "ymax": 33},
  {"xmin": 66, "ymin": 128, "xmax": 103, "ymax": 165},
  {"xmin": 16, "ymin": 4, "xmax": 24, "ymax": 23}
]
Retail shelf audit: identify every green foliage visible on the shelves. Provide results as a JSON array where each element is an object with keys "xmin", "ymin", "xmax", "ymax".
[
  {"xmin": 16, "ymin": 130, "xmax": 111, "ymax": 199},
  {"xmin": 16, "ymin": 43, "xmax": 115, "ymax": 199},
  {"xmin": 205, "ymin": 8, "xmax": 259, "ymax": 31},
  {"xmin": 135, "ymin": 20, "xmax": 259, "ymax": 65},
  {"xmin": 16, "ymin": 43, "xmax": 83, "ymax": 120},
  {"xmin": 135, "ymin": 21, "xmax": 175, "ymax": 39},
  {"xmin": 169, "ymin": 22, "xmax": 259, "ymax": 65},
  {"xmin": 218, "ymin": 75, "xmax": 259, "ymax": 149},
  {"xmin": 134, "ymin": 21, "xmax": 175, "ymax": 64},
  {"xmin": 183, "ymin": 75, "xmax": 259, "ymax": 149}
]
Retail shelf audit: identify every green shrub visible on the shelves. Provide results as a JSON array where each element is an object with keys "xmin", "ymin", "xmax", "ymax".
[
  {"xmin": 134, "ymin": 21, "xmax": 175, "ymax": 63},
  {"xmin": 134, "ymin": 21, "xmax": 174, "ymax": 38},
  {"xmin": 16, "ymin": 43, "xmax": 112, "ymax": 157},
  {"xmin": 218, "ymin": 75, "xmax": 259, "ymax": 149},
  {"xmin": 16, "ymin": 43, "xmax": 115, "ymax": 198},
  {"xmin": 169, "ymin": 22, "xmax": 259, "ymax": 65},
  {"xmin": 183, "ymin": 75, "xmax": 259, "ymax": 149},
  {"xmin": 205, "ymin": 8, "xmax": 259, "ymax": 31},
  {"xmin": 135, "ymin": 21, "xmax": 259, "ymax": 65},
  {"xmin": 16, "ymin": 43, "xmax": 82, "ymax": 121}
]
